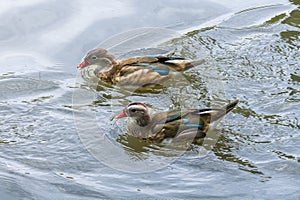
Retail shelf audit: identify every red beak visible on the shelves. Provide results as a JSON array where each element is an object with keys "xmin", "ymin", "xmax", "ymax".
[
  {"xmin": 114, "ymin": 111, "xmax": 127, "ymax": 119},
  {"xmin": 77, "ymin": 60, "xmax": 89, "ymax": 69}
]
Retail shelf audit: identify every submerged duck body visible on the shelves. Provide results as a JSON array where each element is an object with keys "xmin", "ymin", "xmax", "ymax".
[
  {"xmin": 115, "ymin": 100, "xmax": 239, "ymax": 144},
  {"xmin": 77, "ymin": 48, "xmax": 205, "ymax": 87}
]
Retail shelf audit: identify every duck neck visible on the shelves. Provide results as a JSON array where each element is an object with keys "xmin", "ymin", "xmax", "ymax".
[
  {"xmin": 96, "ymin": 62, "xmax": 118, "ymax": 83},
  {"xmin": 106, "ymin": 61, "xmax": 119, "ymax": 73},
  {"xmin": 135, "ymin": 114, "xmax": 151, "ymax": 127}
]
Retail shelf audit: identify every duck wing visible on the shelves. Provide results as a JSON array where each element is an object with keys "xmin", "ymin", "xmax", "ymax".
[
  {"xmin": 118, "ymin": 56, "xmax": 205, "ymax": 72},
  {"xmin": 149, "ymin": 110, "xmax": 208, "ymax": 143},
  {"xmin": 148, "ymin": 100, "xmax": 239, "ymax": 143},
  {"xmin": 113, "ymin": 56, "xmax": 204, "ymax": 86}
]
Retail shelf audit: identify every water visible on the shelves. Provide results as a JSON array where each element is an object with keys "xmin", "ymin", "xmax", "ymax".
[{"xmin": 0, "ymin": 0, "xmax": 299, "ymax": 199}]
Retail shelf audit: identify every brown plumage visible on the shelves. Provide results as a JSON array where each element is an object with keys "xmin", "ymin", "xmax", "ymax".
[
  {"xmin": 114, "ymin": 100, "xmax": 239, "ymax": 144},
  {"xmin": 77, "ymin": 48, "xmax": 205, "ymax": 87}
]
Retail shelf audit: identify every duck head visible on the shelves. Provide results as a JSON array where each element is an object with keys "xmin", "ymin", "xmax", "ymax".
[
  {"xmin": 115, "ymin": 102, "xmax": 151, "ymax": 127},
  {"xmin": 77, "ymin": 48, "xmax": 117, "ymax": 70}
]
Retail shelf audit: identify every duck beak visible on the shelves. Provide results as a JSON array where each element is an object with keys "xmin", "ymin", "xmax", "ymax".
[
  {"xmin": 77, "ymin": 60, "xmax": 89, "ymax": 69},
  {"xmin": 114, "ymin": 111, "xmax": 127, "ymax": 119}
]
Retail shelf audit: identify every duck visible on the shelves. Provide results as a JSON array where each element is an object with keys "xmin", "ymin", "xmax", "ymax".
[
  {"xmin": 76, "ymin": 48, "xmax": 205, "ymax": 87},
  {"xmin": 114, "ymin": 100, "xmax": 239, "ymax": 144}
]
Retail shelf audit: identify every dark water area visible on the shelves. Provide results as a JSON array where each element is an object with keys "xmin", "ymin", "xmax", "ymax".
[{"xmin": 0, "ymin": 0, "xmax": 299, "ymax": 199}]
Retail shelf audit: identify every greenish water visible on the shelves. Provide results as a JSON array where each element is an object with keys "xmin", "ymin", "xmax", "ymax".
[{"xmin": 0, "ymin": 0, "xmax": 299, "ymax": 199}]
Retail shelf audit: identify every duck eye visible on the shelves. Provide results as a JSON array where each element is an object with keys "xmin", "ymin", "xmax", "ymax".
[
  {"xmin": 91, "ymin": 56, "xmax": 97, "ymax": 60},
  {"xmin": 130, "ymin": 109, "xmax": 136, "ymax": 113}
]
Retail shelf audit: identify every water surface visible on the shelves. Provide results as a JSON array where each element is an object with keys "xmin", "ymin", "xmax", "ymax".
[{"xmin": 0, "ymin": 0, "xmax": 299, "ymax": 199}]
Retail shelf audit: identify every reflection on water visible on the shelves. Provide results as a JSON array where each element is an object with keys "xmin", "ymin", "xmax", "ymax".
[{"xmin": 0, "ymin": 0, "xmax": 300, "ymax": 199}]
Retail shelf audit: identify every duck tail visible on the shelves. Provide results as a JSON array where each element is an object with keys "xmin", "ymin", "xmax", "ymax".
[
  {"xmin": 225, "ymin": 99, "xmax": 239, "ymax": 114},
  {"xmin": 175, "ymin": 59, "xmax": 205, "ymax": 71},
  {"xmin": 208, "ymin": 100, "xmax": 239, "ymax": 122},
  {"xmin": 163, "ymin": 58, "xmax": 205, "ymax": 72},
  {"xmin": 185, "ymin": 59, "xmax": 206, "ymax": 70}
]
